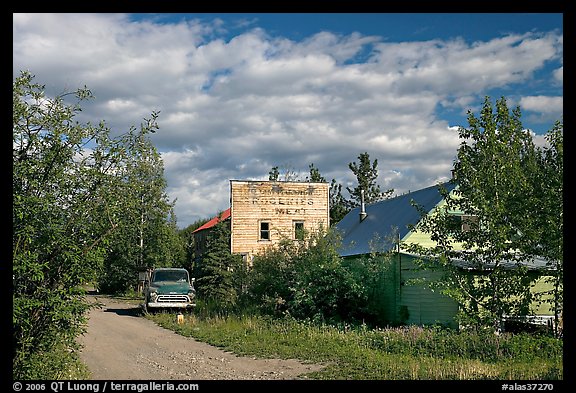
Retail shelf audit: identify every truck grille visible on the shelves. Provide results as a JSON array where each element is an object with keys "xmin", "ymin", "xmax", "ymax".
[{"xmin": 157, "ymin": 294, "xmax": 190, "ymax": 303}]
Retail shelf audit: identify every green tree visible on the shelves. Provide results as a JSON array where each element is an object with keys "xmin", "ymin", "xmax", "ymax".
[
  {"xmin": 306, "ymin": 163, "xmax": 349, "ymax": 225},
  {"xmin": 179, "ymin": 218, "xmax": 210, "ymax": 274},
  {"xmin": 530, "ymin": 120, "xmax": 563, "ymax": 335},
  {"xmin": 195, "ymin": 219, "xmax": 244, "ymax": 307},
  {"xmin": 13, "ymin": 71, "xmax": 131, "ymax": 378},
  {"xmin": 268, "ymin": 166, "xmax": 279, "ymax": 181},
  {"xmin": 329, "ymin": 179, "xmax": 350, "ymax": 225},
  {"xmin": 306, "ymin": 163, "xmax": 325, "ymax": 182},
  {"xmin": 407, "ymin": 96, "xmax": 562, "ymax": 331},
  {"xmin": 12, "ymin": 71, "xmax": 181, "ymax": 378},
  {"xmin": 268, "ymin": 163, "xmax": 299, "ymax": 181},
  {"xmin": 346, "ymin": 152, "xmax": 393, "ymax": 207},
  {"xmin": 98, "ymin": 120, "xmax": 182, "ymax": 293}
]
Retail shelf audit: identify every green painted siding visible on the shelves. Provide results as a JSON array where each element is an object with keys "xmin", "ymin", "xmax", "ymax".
[
  {"xmin": 345, "ymin": 252, "xmax": 552, "ymax": 329},
  {"xmin": 344, "ymin": 253, "xmax": 458, "ymax": 328},
  {"xmin": 343, "ymin": 254, "xmax": 398, "ymax": 325},
  {"xmin": 402, "ymin": 193, "xmax": 468, "ymax": 251},
  {"xmin": 376, "ymin": 256, "xmax": 399, "ymax": 323},
  {"xmin": 530, "ymin": 276, "xmax": 556, "ymax": 315},
  {"xmin": 398, "ymin": 254, "xmax": 459, "ymax": 328}
]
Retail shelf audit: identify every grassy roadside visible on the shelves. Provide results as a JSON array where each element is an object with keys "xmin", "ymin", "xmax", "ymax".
[{"xmin": 147, "ymin": 311, "xmax": 563, "ymax": 380}]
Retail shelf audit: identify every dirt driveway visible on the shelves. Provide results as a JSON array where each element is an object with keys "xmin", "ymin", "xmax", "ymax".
[{"xmin": 78, "ymin": 294, "xmax": 324, "ymax": 380}]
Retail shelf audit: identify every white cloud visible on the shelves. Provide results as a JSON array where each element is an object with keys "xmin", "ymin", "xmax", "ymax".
[
  {"xmin": 519, "ymin": 96, "xmax": 563, "ymax": 125},
  {"xmin": 520, "ymin": 96, "xmax": 563, "ymax": 113},
  {"xmin": 371, "ymin": 33, "xmax": 559, "ymax": 96},
  {"xmin": 105, "ymin": 98, "xmax": 139, "ymax": 112},
  {"xmin": 13, "ymin": 14, "xmax": 563, "ymax": 228},
  {"xmin": 553, "ymin": 66, "xmax": 563, "ymax": 83}
]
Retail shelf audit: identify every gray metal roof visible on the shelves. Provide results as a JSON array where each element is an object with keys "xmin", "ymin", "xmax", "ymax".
[
  {"xmin": 335, "ymin": 181, "xmax": 457, "ymax": 257},
  {"xmin": 399, "ymin": 251, "xmax": 555, "ymax": 271},
  {"xmin": 450, "ymin": 254, "xmax": 554, "ymax": 271}
]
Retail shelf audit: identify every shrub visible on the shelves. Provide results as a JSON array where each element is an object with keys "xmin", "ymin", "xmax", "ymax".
[{"xmin": 246, "ymin": 228, "xmax": 369, "ymax": 323}]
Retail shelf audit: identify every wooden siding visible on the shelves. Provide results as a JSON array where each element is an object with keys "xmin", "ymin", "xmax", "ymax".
[
  {"xmin": 398, "ymin": 254, "xmax": 459, "ymax": 328},
  {"xmin": 530, "ymin": 276, "xmax": 556, "ymax": 315},
  {"xmin": 341, "ymin": 253, "xmax": 554, "ymax": 329},
  {"xmin": 343, "ymin": 254, "xmax": 399, "ymax": 325},
  {"xmin": 230, "ymin": 180, "xmax": 330, "ymax": 258},
  {"xmin": 344, "ymin": 253, "xmax": 458, "ymax": 328},
  {"xmin": 402, "ymin": 194, "xmax": 469, "ymax": 251}
]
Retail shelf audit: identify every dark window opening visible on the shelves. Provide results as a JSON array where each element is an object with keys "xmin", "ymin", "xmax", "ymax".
[
  {"xmin": 448, "ymin": 214, "xmax": 478, "ymax": 233},
  {"xmin": 461, "ymin": 215, "xmax": 479, "ymax": 232},
  {"xmin": 260, "ymin": 222, "xmax": 270, "ymax": 240},
  {"xmin": 294, "ymin": 221, "xmax": 305, "ymax": 240}
]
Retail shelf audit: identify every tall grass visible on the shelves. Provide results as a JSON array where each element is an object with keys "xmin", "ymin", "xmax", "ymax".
[
  {"xmin": 16, "ymin": 341, "xmax": 92, "ymax": 380},
  {"xmin": 148, "ymin": 310, "xmax": 562, "ymax": 380}
]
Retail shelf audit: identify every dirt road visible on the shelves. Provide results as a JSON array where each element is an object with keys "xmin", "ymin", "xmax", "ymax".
[{"xmin": 78, "ymin": 294, "xmax": 324, "ymax": 380}]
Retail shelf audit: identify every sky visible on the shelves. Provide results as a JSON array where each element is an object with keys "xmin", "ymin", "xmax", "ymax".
[{"xmin": 12, "ymin": 13, "xmax": 563, "ymax": 229}]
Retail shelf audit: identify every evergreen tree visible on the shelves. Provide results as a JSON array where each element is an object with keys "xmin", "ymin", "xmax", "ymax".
[
  {"xmin": 306, "ymin": 163, "xmax": 325, "ymax": 182},
  {"xmin": 268, "ymin": 163, "xmax": 300, "ymax": 181},
  {"xmin": 195, "ymin": 219, "xmax": 244, "ymax": 306},
  {"xmin": 268, "ymin": 166, "xmax": 279, "ymax": 181},
  {"xmin": 329, "ymin": 179, "xmax": 350, "ymax": 225},
  {"xmin": 179, "ymin": 218, "xmax": 210, "ymax": 274},
  {"xmin": 306, "ymin": 163, "xmax": 349, "ymax": 225},
  {"xmin": 346, "ymin": 152, "xmax": 393, "ymax": 207}
]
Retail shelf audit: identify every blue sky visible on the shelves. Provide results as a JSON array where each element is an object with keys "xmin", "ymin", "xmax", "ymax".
[{"xmin": 13, "ymin": 13, "xmax": 563, "ymax": 228}]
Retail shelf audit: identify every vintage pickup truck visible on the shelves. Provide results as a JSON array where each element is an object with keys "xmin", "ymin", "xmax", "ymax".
[{"xmin": 143, "ymin": 267, "xmax": 196, "ymax": 313}]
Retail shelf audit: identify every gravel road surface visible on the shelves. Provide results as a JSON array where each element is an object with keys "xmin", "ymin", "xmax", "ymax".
[{"xmin": 78, "ymin": 294, "xmax": 324, "ymax": 380}]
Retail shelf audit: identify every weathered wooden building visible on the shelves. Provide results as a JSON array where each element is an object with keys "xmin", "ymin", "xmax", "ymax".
[
  {"xmin": 230, "ymin": 180, "xmax": 330, "ymax": 261},
  {"xmin": 193, "ymin": 180, "xmax": 330, "ymax": 263}
]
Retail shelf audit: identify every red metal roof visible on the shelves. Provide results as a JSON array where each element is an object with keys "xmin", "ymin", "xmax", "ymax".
[{"xmin": 192, "ymin": 208, "xmax": 231, "ymax": 233}]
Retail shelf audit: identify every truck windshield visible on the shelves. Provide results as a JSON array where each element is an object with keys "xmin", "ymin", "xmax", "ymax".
[{"xmin": 153, "ymin": 270, "xmax": 188, "ymax": 282}]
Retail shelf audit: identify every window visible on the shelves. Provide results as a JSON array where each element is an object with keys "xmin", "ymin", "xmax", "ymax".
[
  {"xmin": 447, "ymin": 214, "xmax": 478, "ymax": 233},
  {"xmin": 294, "ymin": 221, "xmax": 305, "ymax": 240},
  {"xmin": 153, "ymin": 270, "xmax": 188, "ymax": 283},
  {"xmin": 460, "ymin": 215, "xmax": 479, "ymax": 232},
  {"xmin": 260, "ymin": 221, "xmax": 270, "ymax": 240}
]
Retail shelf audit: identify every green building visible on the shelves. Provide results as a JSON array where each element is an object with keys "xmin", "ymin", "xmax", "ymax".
[{"xmin": 335, "ymin": 181, "xmax": 557, "ymax": 329}]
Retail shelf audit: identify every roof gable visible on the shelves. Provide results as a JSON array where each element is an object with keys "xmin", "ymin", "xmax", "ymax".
[
  {"xmin": 336, "ymin": 182, "xmax": 456, "ymax": 257},
  {"xmin": 192, "ymin": 208, "xmax": 231, "ymax": 234}
]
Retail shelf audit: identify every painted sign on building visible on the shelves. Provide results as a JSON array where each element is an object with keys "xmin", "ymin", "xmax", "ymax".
[{"xmin": 230, "ymin": 180, "xmax": 330, "ymax": 260}]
